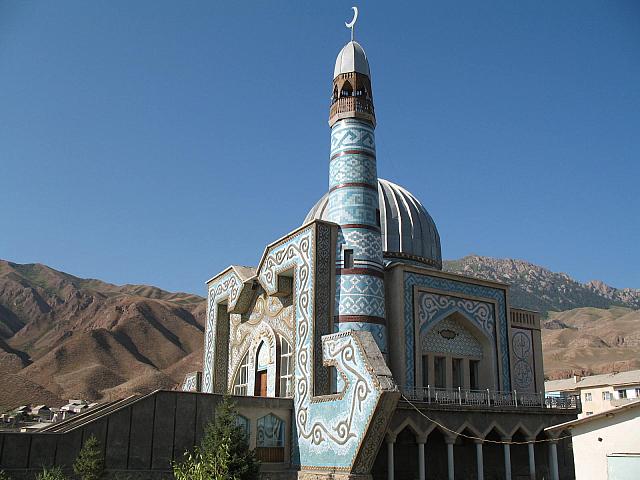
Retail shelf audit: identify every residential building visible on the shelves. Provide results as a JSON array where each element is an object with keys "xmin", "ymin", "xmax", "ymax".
[
  {"xmin": 546, "ymin": 400, "xmax": 640, "ymax": 479},
  {"xmin": 546, "ymin": 370, "xmax": 640, "ymax": 418}
]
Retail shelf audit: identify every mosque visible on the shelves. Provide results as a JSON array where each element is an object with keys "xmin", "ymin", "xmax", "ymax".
[{"xmin": 190, "ymin": 11, "xmax": 580, "ymax": 480}]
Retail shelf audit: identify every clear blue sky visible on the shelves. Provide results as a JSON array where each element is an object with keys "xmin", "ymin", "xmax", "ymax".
[{"xmin": 1, "ymin": 1, "xmax": 638, "ymax": 294}]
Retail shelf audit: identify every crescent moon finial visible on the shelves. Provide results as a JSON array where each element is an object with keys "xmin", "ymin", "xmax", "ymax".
[{"xmin": 345, "ymin": 6, "xmax": 358, "ymax": 41}]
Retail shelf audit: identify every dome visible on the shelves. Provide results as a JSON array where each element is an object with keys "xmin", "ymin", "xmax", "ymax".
[
  {"xmin": 334, "ymin": 41, "xmax": 370, "ymax": 79},
  {"xmin": 304, "ymin": 179, "xmax": 442, "ymax": 269}
]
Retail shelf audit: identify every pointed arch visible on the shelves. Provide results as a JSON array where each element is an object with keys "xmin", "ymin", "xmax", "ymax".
[{"xmin": 482, "ymin": 421, "xmax": 509, "ymax": 440}]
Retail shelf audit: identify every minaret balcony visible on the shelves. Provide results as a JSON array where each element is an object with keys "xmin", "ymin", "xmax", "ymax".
[{"xmin": 329, "ymin": 96, "xmax": 376, "ymax": 127}]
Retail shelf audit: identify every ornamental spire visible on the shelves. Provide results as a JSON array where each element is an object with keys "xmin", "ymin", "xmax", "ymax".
[{"xmin": 345, "ymin": 6, "xmax": 358, "ymax": 42}]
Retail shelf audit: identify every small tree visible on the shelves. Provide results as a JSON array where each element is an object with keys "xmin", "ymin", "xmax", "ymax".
[
  {"xmin": 173, "ymin": 396, "xmax": 259, "ymax": 480},
  {"xmin": 73, "ymin": 435, "xmax": 104, "ymax": 480},
  {"xmin": 35, "ymin": 466, "xmax": 66, "ymax": 480},
  {"xmin": 0, "ymin": 470, "xmax": 11, "ymax": 480}
]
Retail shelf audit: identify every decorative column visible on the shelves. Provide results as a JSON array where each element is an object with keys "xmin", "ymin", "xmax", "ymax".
[
  {"xmin": 445, "ymin": 437, "xmax": 455, "ymax": 480},
  {"xmin": 417, "ymin": 436, "xmax": 427, "ymax": 480},
  {"xmin": 386, "ymin": 434, "xmax": 395, "ymax": 480},
  {"xmin": 527, "ymin": 439, "xmax": 536, "ymax": 480},
  {"xmin": 549, "ymin": 441, "xmax": 559, "ymax": 480},
  {"xmin": 502, "ymin": 440, "xmax": 512, "ymax": 480},
  {"xmin": 475, "ymin": 440, "xmax": 484, "ymax": 480}
]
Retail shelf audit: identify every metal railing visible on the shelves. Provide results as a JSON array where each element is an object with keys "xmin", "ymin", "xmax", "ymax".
[{"xmin": 402, "ymin": 386, "xmax": 580, "ymax": 410}]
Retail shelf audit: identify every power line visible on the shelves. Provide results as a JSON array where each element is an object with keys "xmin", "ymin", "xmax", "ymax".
[{"xmin": 400, "ymin": 394, "xmax": 571, "ymax": 445}]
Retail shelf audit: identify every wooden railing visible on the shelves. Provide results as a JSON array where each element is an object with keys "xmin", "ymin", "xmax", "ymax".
[
  {"xmin": 329, "ymin": 96, "xmax": 375, "ymax": 118},
  {"xmin": 255, "ymin": 447, "xmax": 285, "ymax": 463}
]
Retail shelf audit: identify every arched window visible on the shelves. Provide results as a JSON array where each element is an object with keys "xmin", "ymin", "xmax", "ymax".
[
  {"xmin": 233, "ymin": 352, "xmax": 249, "ymax": 396},
  {"xmin": 340, "ymin": 81, "xmax": 353, "ymax": 97},
  {"xmin": 236, "ymin": 414, "xmax": 250, "ymax": 439},
  {"xmin": 256, "ymin": 413, "xmax": 285, "ymax": 463},
  {"xmin": 279, "ymin": 337, "xmax": 293, "ymax": 397}
]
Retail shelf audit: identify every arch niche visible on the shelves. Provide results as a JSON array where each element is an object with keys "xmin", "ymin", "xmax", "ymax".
[{"xmin": 418, "ymin": 310, "xmax": 496, "ymax": 390}]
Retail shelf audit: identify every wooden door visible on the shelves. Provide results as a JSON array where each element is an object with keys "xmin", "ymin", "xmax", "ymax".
[{"xmin": 255, "ymin": 371, "xmax": 268, "ymax": 397}]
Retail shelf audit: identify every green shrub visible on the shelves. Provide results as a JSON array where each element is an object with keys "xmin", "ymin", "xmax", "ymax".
[
  {"xmin": 73, "ymin": 435, "xmax": 104, "ymax": 480},
  {"xmin": 173, "ymin": 397, "xmax": 259, "ymax": 480},
  {"xmin": 0, "ymin": 470, "xmax": 11, "ymax": 480},
  {"xmin": 35, "ymin": 466, "xmax": 66, "ymax": 480}
]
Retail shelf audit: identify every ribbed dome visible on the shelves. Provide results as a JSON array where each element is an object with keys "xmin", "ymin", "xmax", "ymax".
[
  {"xmin": 304, "ymin": 179, "xmax": 442, "ymax": 269},
  {"xmin": 334, "ymin": 41, "xmax": 370, "ymax": 79}
]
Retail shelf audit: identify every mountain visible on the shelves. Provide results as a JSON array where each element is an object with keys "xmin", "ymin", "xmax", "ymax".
[
  {"xmin": 1, "ymin": 256, "xmax": 638, "ymax": 410},
  {"xmin": 542, "ymin": 307, "xmax": 640, "ymax": 379},
  {"xmin": 0, "ymin": 260, "xmax": 205, "ymax": 411},
  {"xmin": 443, "ymin": 255, "xmax": 640, "ymax": 314}
]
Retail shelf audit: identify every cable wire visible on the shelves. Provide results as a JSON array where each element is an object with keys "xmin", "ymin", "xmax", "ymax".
[{"xmin": 400, "ymin": 394, "xmax": 571, "ymax": 444}]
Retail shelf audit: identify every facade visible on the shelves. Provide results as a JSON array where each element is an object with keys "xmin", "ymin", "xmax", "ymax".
[
  {"xmin": 546, "ymin": 400, "xmax": 640, "ymax": 480},
  {"xmin": 546, "ymin": 370, "xmax": 640, "ymax": 418},
  {"xmin": 194, "ymin": 20, "xmax": 579, "ymax": 480}
]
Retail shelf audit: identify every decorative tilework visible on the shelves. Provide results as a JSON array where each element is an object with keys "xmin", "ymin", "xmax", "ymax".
[
  {"xmin": 202, "ymin": 269, "xmax": 243, "ymax": 393},
  {"xmin": 511, "ymin": 328, "xmax": 535, "ymax": 393},
  {"xmin": 330, "ymin": 156, "xmax": 377, "ymax": 187},
  {"xmin": 404, "ymin": 272, "xmax": 511, "ymax": 390},
  {"xmin": 335, "ymin": 274, "xmax": 385, "ymax": 317},
  {"xmin": 335, "ymin": 322, "xmax": 387, "ymax": 353},
  {"xmin": 337, "ymin": 228, "xmax": 384, "ymax": 265},
  {"xmin": 256, "ymin": 222, "xmax": 396, "ymax": 472},
  {"xmin": 327, "ymin": 187, "xmax": 380, "ymax": 226},
  {"xmin": 421, "ymin": 316, "xmax": 483, "ymax": 358},
  {"xmin": 418, "ymin": 293, "xmax": 495, "ymax": 339},
  {"xmin": 330, "ymin": 120, "xmax": 376, "ymax": 156},
  {"xmin": 418, "ymin": 292, "xmax": 499, "ymax": 385}
]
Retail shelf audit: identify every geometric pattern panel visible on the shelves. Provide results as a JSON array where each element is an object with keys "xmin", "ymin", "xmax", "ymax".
[
  {"xmin": 330, "ymin": 155, "xmax": 377, "ymax": 187},
  {"xmin": 421, "ymin": 316, "xmax": 483, "ymax": 358},
  {"xmin": 335, "ymin": 274, "xmax": 385, "ymax": 317},
  {"xmin": 418, "ymin": 293, "xmax": 495, "ymax": 340},
  {"xmin": 337, "ymin": 228, "xmax": 384, "ymax": 265},
  {"xmin": 404, "ymin": 272, "xmax": 511, "ymax": 390},
  {"xmin": 330, "ymin": 120, "xmax": 375, "ymax": 156},
  {"xmin": 326, "ymin": 187, "xmax": 379, "ymax": 226},
  {"xmin": 510, "ymin": 327, "xmax": 535, "ymax": 393}
]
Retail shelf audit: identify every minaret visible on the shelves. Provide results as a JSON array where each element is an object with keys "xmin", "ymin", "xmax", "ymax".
[{"xmin": 327, "ymin": 14, "xmax": 387, "ymax": 354}]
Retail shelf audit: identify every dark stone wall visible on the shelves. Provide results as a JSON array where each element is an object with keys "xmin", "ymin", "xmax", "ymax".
[{"xmin": 0, "ymin": 391, "xmax": 293, "ymax": 480}]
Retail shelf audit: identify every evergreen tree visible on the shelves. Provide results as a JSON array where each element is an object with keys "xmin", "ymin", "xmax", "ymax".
[
  {"xmin": 73, "ymin": 435, "xmax": 104, "ymax": 480},
  {"xmin": 35, "ymin": 466, "xmax": 66, "ymax": 480},
  {"xmin": 173, "ymin": 396, "xmax": 259, "ymax": 480}
]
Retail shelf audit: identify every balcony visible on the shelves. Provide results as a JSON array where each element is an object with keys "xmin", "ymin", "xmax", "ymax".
[
  {"xmin": 402, "ymin": 386, "xmax": 580, "ymax": 410},
  {"xmin": 329, "ymin": 96, "xmax": 375, "ymax": 125}
]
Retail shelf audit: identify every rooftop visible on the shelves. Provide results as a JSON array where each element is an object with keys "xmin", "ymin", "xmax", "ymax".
[{"xmin": 545, "ymin": 369, "xmax": 640, "ymax": 392}]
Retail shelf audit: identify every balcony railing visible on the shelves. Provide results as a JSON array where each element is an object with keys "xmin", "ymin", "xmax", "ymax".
[
  {"xmin": 329, "ymin": 96, "xmax": 375, "ymax": 118},
  {"xmin": 402, "ymin": 386, "xmax": 580, "ymax": 410}
]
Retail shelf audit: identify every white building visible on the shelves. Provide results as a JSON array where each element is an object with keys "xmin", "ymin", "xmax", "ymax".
[
  {"xmin": 546, "ymin": 400, "xmax": 640, "ymax": 480},
  {"xmin": 546, "ymin": 370, "xmax": 640, "ymax": 418}
]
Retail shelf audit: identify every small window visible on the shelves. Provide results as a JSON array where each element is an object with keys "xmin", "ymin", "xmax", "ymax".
[
  {"xmin": 584, "ymin": 392, "xmax": 592, "ymax": 402},
  {"xmin": 343, "ymin": 249, "xmax": 354, "ymax": 269},
  {"xmin": 603, "ymin": 391, "xmax": 612, "ymax": 401},
  {"xmin": 434, "ymin": 356, "xmax": 446, "ymax": 388},
  {"xmin": 421, "ymin": 355, "xmax": 429, "ymax": 387},
  {"xmin": 470, "ymin": 360, "xmax": 480, "ymax": 390},
  {"xmin": 279, "ymin": 337, "xmax": 293, "ymax": 398},
  {"xmin": 585, "ymin": 412, "xmax": 593, "ymax": 416},
  {"xmin": 256, "ymin": 414, "xmax": 285, "ymax": 463},
  {"xmin": 618, "ymin": 389, "xmax": 627, "ymax": 399},
  {"xmin": 236, "ymin": 415, "xmax": 250, "ymax": 439},
  {"xmin": 452, "ymin": 358, "xmax": 463, "ymax": 388},
  {"xmin": 376, "ymin": 209, "xmax": 381, "ymax": 227},
  {"xmin": 635, "ymin": 388, "xmax": 640, "ymax": 398}
]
